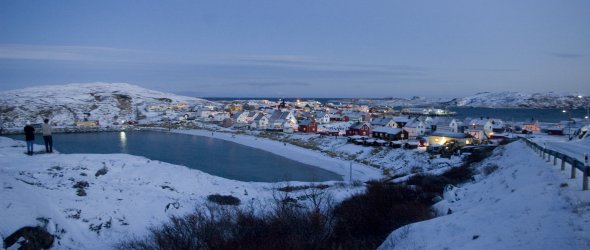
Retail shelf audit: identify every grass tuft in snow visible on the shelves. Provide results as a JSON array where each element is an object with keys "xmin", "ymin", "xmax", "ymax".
[
  {"xmin": 207, "ymin": 194, "xmax": 241, "ymax": 206},
  {"xmin": 3, "ymin": 226, "xmax": 54, "ymax": 249}
]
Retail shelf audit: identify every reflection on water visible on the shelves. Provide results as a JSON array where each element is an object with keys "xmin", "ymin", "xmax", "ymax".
[
  {"xmin": 119, "ymin": 131, "xmax": 127, "ymax": 153},
  {"xmin": 4, "ymin": 131, "xmax": 341, "ymax": 182}
]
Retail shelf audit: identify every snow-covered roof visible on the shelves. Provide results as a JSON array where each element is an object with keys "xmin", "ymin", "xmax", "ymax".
[
  {"xmin": 430, "ymin": 131, "xmax": 470, "ymax": 138},
  {"xmin": 371, "ymin": 117, "xmax": 394, "ymax": 126},
  {"xmin": 468, "ymin": 118, "xmax": 488, "ymax": 126},
  {"xmin": 404, "ymin": 119, "xmax": 423, "ymax": 128},
  {"xmin": 299, "ymin": 119, "xmax": 315, "ymax": 126},
  {"xmin": 349, "ymin": 122, "xmax": 371, "ymax": 129},
  {"xmin": 393, "ymin": 116, "xmax": 411, "ymax": 123},
  {"xmin": 373, "ymin": 127, "xmax": 402, "ymax": 134}
]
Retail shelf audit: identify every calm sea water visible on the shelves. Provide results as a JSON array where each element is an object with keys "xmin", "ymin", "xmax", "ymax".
[{"xmin": 4, "ymin": 131, "xmax": 342, "ymax": 182}]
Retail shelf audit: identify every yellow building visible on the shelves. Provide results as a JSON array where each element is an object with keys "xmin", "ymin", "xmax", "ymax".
[
  {"xmin": 76, "ymin": 121, "xmax": 99, "ymax": 127},
  {"xmin": 428, "ymin": 132, "xmax": 472, "ymax": 146}
]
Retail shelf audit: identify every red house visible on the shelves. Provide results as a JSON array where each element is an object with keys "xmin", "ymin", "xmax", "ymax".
[
  {"xmin": 346, "ymin": 122, "xmax": 371, "ymax": 136},
  {"xmin": 298, "ymin": 119, "xmax": 318, "ymax": 133}
]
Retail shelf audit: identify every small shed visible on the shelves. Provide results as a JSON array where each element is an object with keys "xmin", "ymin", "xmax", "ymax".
[{"xmin": 298, "ymin": 119, "xmax": 318, "ymax": 133}]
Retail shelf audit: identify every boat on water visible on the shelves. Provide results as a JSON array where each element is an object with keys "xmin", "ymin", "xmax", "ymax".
[{"xmin": 401, "ymin": 107, "xmax": 457, "ymax": 116}]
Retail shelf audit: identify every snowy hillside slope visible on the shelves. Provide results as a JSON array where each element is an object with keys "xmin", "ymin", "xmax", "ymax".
[
  {"xmin": 375, "ymin": 96, "xmax": 450, "ymax": 108},
  {"xmin": 378, "ymin": 141, "xmax": 590, "ymax": 250},
  {"xmin": 0, "ymin": 82, "xmax": 214, "ymax": 128},
  {"xmin": 0, "ymin": 131, "xmax": 381, "ymax": 249},
  {"xmin": 375, "ymin": 92, "xmax": 589, "ymax": 108},
  {"xmin": 0, "ymin": 137, "xmax": 272, "ymax": 249},
  {"xmin": 442, "ymin": 91, "xmax": 590, "ymax": 108}
]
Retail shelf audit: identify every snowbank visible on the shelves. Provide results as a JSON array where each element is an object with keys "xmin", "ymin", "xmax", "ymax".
[
  {"xmin": 378, "ymin": 141, "xmax": 590, "ymax": 249},
  {"xmin": 0, "ymin": 130, "xmax": 377, "ymax": 249},
  {"xmin": 0, "ymin": 137, "xmax": 278, "ymax": 249}
]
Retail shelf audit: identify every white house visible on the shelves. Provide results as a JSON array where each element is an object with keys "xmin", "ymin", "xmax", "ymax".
[
  {"xmin": 467, "ymin": 118, "xmax": 503, "ymax": 135},
  {"xmin": 428, "ymin": 117, "xmax": 453, "ymax": 133},
  {"xmin": 236, "ymin": 111, "xmax": 259, "ymax": 124},
  {"xmin": 314, "ymin": 111, "xmax": 331, "ymax": 124},
  {"xmin": 282, "ymin": 120, "xmax": 298, "ymax": 133},
  {"xmin": 392, "ymin": 116, "xmax": 412, "ymax": 128},
  {"xmin": 449, "ymin": 119, "xmax": 464, "ymax": 133},
  {"xmin": 371, "ymin": 117, "xmax": 398, "ymax": 128},
  {"xmin": 268, "ymin": 110, "xmax": 297, "ymax": 130},
  {"xmin": 250, "ymin": 115, "xmax": 269, "ymax": 130},
  {"xmin": 211, "ymin": 112, "xmax": 230, "ymax": 122},
  {"xmin": 403, "ymin": 119, "xmax": 426, "ymax": 139},
  {"xmin": 234, "ymin": 111, "xmax": 248, "ymax": 123}
]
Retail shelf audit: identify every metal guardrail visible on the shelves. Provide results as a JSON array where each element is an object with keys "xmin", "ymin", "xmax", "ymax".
[{"xmin": 522, "ymin": 138, "xmax": 589, "ymax": 191}]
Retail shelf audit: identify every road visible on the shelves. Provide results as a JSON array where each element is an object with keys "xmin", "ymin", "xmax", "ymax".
[{"xmin": 532, "ymin": 136, "xmax": 590, "ymax": 163}]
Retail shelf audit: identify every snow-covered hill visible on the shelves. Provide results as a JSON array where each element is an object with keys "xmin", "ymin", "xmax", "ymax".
[
  {"xmin": 443, "ymin": 91, "xmax": 590, "ymax": 108},
  {"xmin": 0, "ymin": 130, "xmax": 380, "ymax": 249},
  {"xmin": 0, "ymin": 83, "xmax": 214, "ymax": 128},
  {"xmin": 378, "ymin": 141, "xmax": 590, "ymax": 249},
  {"xmin": 374, "ymin": 92, "xmax": 589, "ymax": 108}
]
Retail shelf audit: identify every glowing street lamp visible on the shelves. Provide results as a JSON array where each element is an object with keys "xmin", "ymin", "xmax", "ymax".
[{"xmin": 580, "ymin": 95, "xmax": 590, "ymax": 119}]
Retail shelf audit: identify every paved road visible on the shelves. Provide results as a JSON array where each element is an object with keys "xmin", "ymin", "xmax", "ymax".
[{"xmin": 543, "ymin": 141, "xmax": 590, "ymax": 163}]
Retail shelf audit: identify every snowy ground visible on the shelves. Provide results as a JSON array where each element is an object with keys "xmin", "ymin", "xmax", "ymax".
[
  {"xmin": 378, "ymin": 140, "xmax": 590, "ymax": 250},
  {"xmin": 5, "ymin": 128, "xmax": 586, "ymax": 249},
  {"xmin": 0, "ymin": 130, "xmax": 378, "ymax": 249}
]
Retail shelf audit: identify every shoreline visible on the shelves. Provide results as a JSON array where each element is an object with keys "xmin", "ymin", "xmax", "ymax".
[{"xmin": 173, "ymin": 129, "xmax": 382, "ymax": 182}]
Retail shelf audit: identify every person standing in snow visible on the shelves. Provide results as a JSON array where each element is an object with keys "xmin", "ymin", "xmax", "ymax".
[
  {"xmin": 42, "ymin": 118, "xmax": 53, "ymax": 153},
  {"xmin": 23, "ymin": 121, "xmax": 35, "ymax": 155}
]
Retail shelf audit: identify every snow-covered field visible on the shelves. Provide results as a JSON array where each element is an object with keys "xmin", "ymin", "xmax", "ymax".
[
  {"xmin": 0, "ymin": 130, "xmax": 380, "ymax": 249},
  {"xmin": 379, "ymin": 141, "xmax": 590, "ymax": 250},
  {"xmin": 3, "ymin": 132, "xmax": 589, "ymax": 249}
]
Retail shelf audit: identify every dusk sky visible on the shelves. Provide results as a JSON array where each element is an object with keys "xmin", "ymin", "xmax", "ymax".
[{"xmin": 1, "ymin": 0, "xmax": 589, "ymax": 98}]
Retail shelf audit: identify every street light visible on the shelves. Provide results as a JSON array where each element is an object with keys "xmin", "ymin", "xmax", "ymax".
[{"xmin": 581, "ymin": 96, "xmax": 590, "ymax": 119}]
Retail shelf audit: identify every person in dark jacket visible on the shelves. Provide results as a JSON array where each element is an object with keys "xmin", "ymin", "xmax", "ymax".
[
  {"xmin": 24, "ymin": 121, "xmax": 35, "ymax": 155},
  {"xmin": 42, "ymin": 118, "xmax": 53, "ymax": 153}
]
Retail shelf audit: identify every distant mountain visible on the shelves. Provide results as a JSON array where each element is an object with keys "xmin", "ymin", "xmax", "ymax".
[
  {"xmin": 443, "ymin": 92, "xmax": 589, "ymax": 108},
  {"xmin": 378, "ymin": 92, "xmax": 589, "ymax": 109},
  {"xmin": 0, "ymin": 82, "xmax": 214, "ymax": 128}
]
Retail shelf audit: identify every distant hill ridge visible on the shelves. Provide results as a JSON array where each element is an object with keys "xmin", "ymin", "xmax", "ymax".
[
  {"xmin": 379, "ymin": 91, "xmax": 589, "ymax": 109},
  {"xmin": 0, "ymin": 82, "xmax": 212, "ymax": 128}
]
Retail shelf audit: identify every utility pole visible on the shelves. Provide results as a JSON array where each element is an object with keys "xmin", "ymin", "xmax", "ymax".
[
  {"xmin": 584, "ymin": 154, "xmax": 588, "ymax": 191},
  {"xmin": 349, "ymin": 161, "xmax": 352, "ymax": 183}
]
